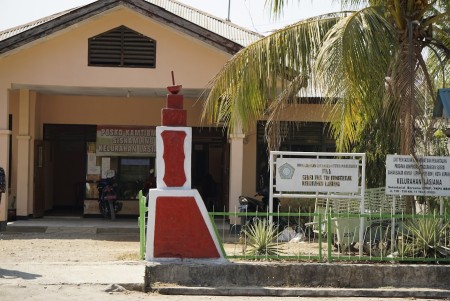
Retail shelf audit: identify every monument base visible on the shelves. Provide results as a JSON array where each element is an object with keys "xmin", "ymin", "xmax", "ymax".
[{"xmin": 145, "ymin": 189, "xmax": 225, "ymax": 261}]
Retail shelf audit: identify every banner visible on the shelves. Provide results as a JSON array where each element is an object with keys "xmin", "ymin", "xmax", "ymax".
[
  {"xmin": 386, "ymin": 155, "xmax": 450, "ymax": 196},
  {"xmin": 96, "ymin": 125, "xmax": 156, "ymax": 157}
]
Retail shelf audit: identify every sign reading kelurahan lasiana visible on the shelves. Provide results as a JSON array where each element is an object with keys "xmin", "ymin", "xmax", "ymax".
[
  {"xmin": 96, "ymin": 125, "xmax": 156, "ymax": 157},
  {"xmin": 386, "ymin": 155, "xmax": 450, "ymax": 196}
]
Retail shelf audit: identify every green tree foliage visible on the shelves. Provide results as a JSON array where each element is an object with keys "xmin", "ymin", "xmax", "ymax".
[{"xmin": 201, "ymin": 0, "xmax": 450, "ymax": 187}]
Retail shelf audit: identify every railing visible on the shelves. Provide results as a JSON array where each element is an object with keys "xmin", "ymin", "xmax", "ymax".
[
  {"xmin": 137, "ymin": 190, "xmax": 449, "ymax": 263},
  {"xmin": 138, "ymin": 190, "xmax": 147, "ymax": 260},
  {"xmin": 209, "ymin": 208, "xmax": 450, "ymax": 263}
]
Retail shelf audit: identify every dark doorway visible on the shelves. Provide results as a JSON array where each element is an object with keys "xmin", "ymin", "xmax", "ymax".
[
  {"xmin": 43, "ymin": 124, "xmax": 96, "ymax": 216},
  {"xmin": 33, "ymin": 140, "xmax": 45, "ymax": 218},
  {"xmin": 192, "ymin": 127, "xmax": 229, "ymax": 212}
]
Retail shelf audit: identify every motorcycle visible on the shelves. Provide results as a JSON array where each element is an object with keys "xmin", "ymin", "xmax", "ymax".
[
  {"xmin": 97, "ymin": 170, "xmax": 122, "ymax": 220},
  {"xmin": 238, "ymin": 194, "xmax": 265, "ymax": 229},
  {"xmin": 238, "ymin": 188, "xmax": 281, "ymax": 230}
]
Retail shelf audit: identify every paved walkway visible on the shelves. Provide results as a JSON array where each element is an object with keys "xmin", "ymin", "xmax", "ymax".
[
  {"xmin": 5, "ymin": 216, "xmax": 140, "ymax": 234},
  {"xmin": 2, "ymin": 216, "xmax": 144, "ymax": 290},
  {"xmin": 0, "ymin": 261, "xmax": 145, "ymax": 288}
]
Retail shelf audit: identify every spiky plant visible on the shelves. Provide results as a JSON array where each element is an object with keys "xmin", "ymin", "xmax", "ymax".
[
  {"xmin": 400, "ymin": 215, "xmax": 450, "ymax": 258},
  {"xmin": 242, "ymin": 219, "xmax": 283, "ymax": 257}
]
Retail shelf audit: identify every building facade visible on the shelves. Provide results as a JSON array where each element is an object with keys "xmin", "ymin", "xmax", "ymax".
[{"xmin": 0, "ymin": 0, "xmax": 331, "ymax": 227}]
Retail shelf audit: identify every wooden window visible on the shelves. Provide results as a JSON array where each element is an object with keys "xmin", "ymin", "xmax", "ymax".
[{"xmin": 88, "ymin": 26, "xmax": 156, "ymax": 68}]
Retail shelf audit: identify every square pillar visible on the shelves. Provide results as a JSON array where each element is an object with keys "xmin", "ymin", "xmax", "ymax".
[
  {"xmin": 228, "ymin": 133, "xmax": 245, "ymax": 225},
  {"xmin": 16, "ymin": 89, "xmax": 31, "ymax": 218},
  {"xmin": 0, "ymin": 88, "xmax": 10, "ymax": 229}
]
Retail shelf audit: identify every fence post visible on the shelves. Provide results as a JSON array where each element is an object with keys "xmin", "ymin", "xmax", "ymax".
[
  {"xmin": 138, "ymin": 190, "xmax": 146, "ymax": 260},
  {"xmin": 327, "ymin": 212, "xmax": 333, "ymax": 263},
  {"xmin": 318, "ymin": 213, "xmax": 323, "ymax": 262},
  {"xmin": 391, "ymin": 196, "xmax": 396, "ymax": 254}
]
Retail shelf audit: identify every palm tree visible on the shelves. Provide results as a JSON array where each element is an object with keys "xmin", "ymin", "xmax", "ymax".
[{"xmin": 201, "ymin": 0, "xmax": 450, "ymax": 187}]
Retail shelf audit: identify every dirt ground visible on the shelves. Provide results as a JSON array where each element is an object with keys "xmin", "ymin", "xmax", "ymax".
[
  {"xmin": 0, "ymin": 231, "xmax": 443, "ymax": 301},
  {"xmin": 0, "ymin": 231, "xmax": 325, "ymax": 263},
  {"xmin": 0, "ymin": 229, "xmax": 338, "ymax": 263},
  {"xmin": 0, "ymin": 231, "xmax": 141, "ymax": 263},
  {"xmin": 0, "ymin": 231, "xmax": 332, "ymax": 301},
  {"xmin": 0, "ymin": 231, "xmax": 142, "ymax": 300}
]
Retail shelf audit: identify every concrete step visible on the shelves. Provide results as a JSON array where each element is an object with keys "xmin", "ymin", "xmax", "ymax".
[
  {"xmin": 154, "ymin": 286, "xmax": 450, "ymax": 298},
  {"xmin": 4, "ymin": 217, "xmax": 140, "ymax": 235},
  {"xmin": 145, "ymin": 261, "xmax": 450, "ymax": 297}
]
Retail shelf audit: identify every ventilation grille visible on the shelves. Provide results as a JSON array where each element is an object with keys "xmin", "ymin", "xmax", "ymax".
[{"xmin": 88, "ymin": 26, "xmax": 156, "ymax": 68}]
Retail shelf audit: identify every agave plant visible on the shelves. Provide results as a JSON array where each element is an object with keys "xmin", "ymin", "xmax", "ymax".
[
  {"xmin": 241, "ymin": 219, "xmax": 283, "ymax": 257},
  {"xmin": 399, "ymin": 215, "xmax": 450, "ymax": 259}
]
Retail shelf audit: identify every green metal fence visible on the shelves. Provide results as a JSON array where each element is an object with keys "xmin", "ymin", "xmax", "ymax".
[
  {"xmin": 138, "ymin": 190, "xmax": 147, "ymax": 260},
  {"xmin": 209, "ymin": 208, "xmax": 450, "ymax": 263},
  {"xmin": 138, "ymin": 189, "xmax": 449, "ymax": 263}
]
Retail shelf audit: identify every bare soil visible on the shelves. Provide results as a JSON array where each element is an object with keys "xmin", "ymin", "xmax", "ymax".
[
  {"xmin": 0, "ymin": 232, "xmax": 141, "ymax": 263},
  {"xmin": 0, "ymin": 230, "xmax": 440, "ymax": 300}
]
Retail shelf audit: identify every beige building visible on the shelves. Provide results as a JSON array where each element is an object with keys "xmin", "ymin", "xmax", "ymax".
[{"xmin": 0, "ymin": 0, "xmax": 331, "ymax": 229}]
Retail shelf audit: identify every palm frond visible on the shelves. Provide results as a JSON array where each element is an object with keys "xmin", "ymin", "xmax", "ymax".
[
  {"xmin": 314, "ymin": 6, "xmax": 396, "ymax": 150},
  {"xmin": 201, "ymin": 12, "xmax": 349, "ymax": 135}
]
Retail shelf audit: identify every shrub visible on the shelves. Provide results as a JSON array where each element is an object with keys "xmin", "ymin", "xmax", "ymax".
[
  {"xmin": 399, "ymin": 214, "xmax": 450, "ymax": 259},
  {"xmin": 241, "ymin": 219, "xmax": 283, "ymax": 257}
]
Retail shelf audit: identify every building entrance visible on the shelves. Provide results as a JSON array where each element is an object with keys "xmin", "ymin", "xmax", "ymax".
[
  {"xmin": 43, "ymin": 124, "xmax": 96, "ymax": 216},
  {"xmin": 40, "ymin": 124, "xmax": 229, "ymax": 216},
  {"xmin": 192, "ymin": 127, "xmax": 229, "ymax": 212}
]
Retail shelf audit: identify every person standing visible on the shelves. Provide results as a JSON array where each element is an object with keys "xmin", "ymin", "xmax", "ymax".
[
  {"xmin": 144, "ymin": 169, "xmax": 156, "ymax": 196},
  {"xmin": 0, "ymin": 167, "xmax": 5, "ymax": 205},
  {"xmin": 143, "ymin": 169, "xmax": 156, "ymax": 206}
]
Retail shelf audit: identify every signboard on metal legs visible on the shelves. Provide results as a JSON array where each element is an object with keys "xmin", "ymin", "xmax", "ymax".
[{"xmin": 269, "ymin": 151, "xmax": 366, "ymax": 257}]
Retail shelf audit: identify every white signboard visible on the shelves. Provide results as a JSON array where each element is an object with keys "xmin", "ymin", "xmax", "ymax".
[
  {"xmin": 386, "ymin": 155, "xmax": 450, "ymax": 196},
  {"xmin": 276, "ymin": 158, "xmax": 359, "ymax": 193}
]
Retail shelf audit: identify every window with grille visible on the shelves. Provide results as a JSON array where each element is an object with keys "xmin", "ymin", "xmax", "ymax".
[{"xmin": 88, "ymin": 26, "xmax": 156, "ymax": 68}]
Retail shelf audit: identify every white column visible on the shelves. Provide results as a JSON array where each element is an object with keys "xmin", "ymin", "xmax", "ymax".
[
  {"xmin": 228, "ymin": 133, "xmax": 245, "ymax": 225},
  {"xmin": 16, "ymin": 89, "xmax": 31, "ymax": 218},
  {"xmin": 0, "ymin": 130, "xmax": 11, "ymax": 227},
  {"xmin": 0, "ymin": 88, "xmax": 10, "ymax": 228}
]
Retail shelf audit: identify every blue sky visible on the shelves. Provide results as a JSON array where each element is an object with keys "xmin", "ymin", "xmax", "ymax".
[{"xmin": 0, "ymin": 0, "xmax": 339, "ymax": 34}]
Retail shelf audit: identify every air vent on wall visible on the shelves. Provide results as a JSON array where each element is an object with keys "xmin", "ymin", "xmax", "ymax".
[{"xmin": 88, "ymin": 25, "xmax": 156, "ymax": 68}]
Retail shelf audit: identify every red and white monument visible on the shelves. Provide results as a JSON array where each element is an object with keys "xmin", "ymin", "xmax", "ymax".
[{"xmin": 145, "ymin": 73, "xmax": 224, "ymax": 261}]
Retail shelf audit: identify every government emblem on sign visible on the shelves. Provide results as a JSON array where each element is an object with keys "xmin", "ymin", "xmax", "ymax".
[{"xmin": 279, "ymin": 163, "xmax": 295, "ymax": 179}]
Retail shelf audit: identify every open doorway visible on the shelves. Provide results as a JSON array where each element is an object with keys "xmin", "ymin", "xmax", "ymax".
[
  {"xmin": 43, "ymin": 124, "xmax": 96, "ymax": 216},
  {"xmin": 191, "ymin": 127, "xmax": 229, "ymax": 212}
]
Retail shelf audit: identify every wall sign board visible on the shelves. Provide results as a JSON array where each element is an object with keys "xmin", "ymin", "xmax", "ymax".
[
  {"xmin": 96, "ymin": 125, "xmax": 156, "ymax": 157},
  {"xmin": 386, "ymin": 155, "xmax": 450, "ymax": 196}
]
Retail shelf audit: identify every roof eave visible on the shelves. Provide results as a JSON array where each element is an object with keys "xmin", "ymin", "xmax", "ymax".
[{"xmin": 0, "ymin": 0, "xmax": 244, "ymax": 56}]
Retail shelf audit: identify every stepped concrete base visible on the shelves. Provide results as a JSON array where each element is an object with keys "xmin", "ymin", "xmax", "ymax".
[
  {"xmin": 145, "ymin": 262, "xmax": 450, "ymax": 297},
  {"xmin": 154, "ymin": 286, "xmax": 450, "ymax": 298}
]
